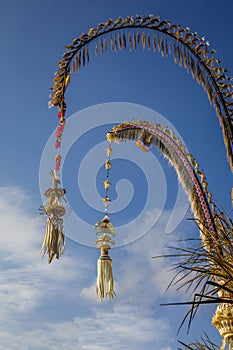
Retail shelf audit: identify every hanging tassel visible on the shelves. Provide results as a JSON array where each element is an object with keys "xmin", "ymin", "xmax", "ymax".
[
  {"xmin": 95, "ymin": 215, "xmax": 116, "ymax": 301},
  {"xmin": 41, "ymin": 216, "xmax": 65, "ymax": 263},
  {"xmin": 40, "ymin": 171, "xmax": 68, "ymax": 263},
  {"xmin": 94, "ymin": 141, "xmax": 116, "ymax": 300},
  {"xmin": 96, "ymin": 246, "xmax": 115, "ymax": 301}
]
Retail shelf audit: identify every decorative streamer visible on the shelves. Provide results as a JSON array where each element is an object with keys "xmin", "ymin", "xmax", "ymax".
[{"xmin": 94, "ymin": 142, "xmax": 116, "ymax": 300}]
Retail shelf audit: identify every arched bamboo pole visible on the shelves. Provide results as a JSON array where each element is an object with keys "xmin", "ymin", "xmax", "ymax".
[
  {"xmin": 107, "ymin": 120, "xmax": 233, "ymax": 349},
  {"xmin": 49, "ymin": 15, "xmax": 233, "ymax": 172}
]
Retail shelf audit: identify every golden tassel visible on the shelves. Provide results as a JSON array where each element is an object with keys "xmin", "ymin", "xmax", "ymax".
[
  {"xmin": 41, "ymin": 217, "xmax": 65, "ymax": 263},
  {"xmin": 40, "ymin": 170, "xmax": 68, "ymax": 263},
  {"xmin": 96, "ymin": 246, "xmax": 115, "ymax": 301},
  {"xmin": 94, "ymin": 142, "xmax": 116, "ymax": 300}
]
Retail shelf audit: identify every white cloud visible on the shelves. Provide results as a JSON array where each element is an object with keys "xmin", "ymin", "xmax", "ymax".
[
  {"xmin": 0, "ymin": 187, "xmax": 90, "ymax": 315},
  {"xmin": 80, "ymin": 207, "xmax": 189, "ymax": 333},
  {"xmin": 0, "ymin": 186, "xmax": 190, "ymax": 349},
  {"xmin": 0, "ymin": 305, "xmax": 175, "ymax": 350}
]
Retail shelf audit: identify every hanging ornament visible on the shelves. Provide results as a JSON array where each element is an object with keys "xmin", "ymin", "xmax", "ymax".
[
  {"xmin": 40, "ymin": 101, "xmax": 69, "ymax": 263},
  {"xmin": 94, "ymin": 142, "xmax": 116, "ymax": 300},
  {"xmin": 212, "ymin": 281, "xmax": 233, "ymax": 350},
  {"xmin": 40, "ymin": 170, "xmax": 67, "ymax": 263}
]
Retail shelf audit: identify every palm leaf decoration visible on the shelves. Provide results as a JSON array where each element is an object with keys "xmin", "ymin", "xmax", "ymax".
[
  {"xmin": 178, "ymin": 332, "xmax": 218, "ymax": 349},
  {"xmin": 49, "ymin": 15, "xmax": 233, "ymax": 172},
  {"xmin": 106, "ymin": 120, "xmax": 233, "ymax": 349}
]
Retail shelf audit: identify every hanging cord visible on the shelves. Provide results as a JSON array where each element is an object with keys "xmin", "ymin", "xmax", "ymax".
[
  {"xmin": 54, "ymin": 102, "xmax": 67, "ymax": 174},
  {"xmin": 103, "ymin": 143, "xmax": 112, "ymax": 214}
]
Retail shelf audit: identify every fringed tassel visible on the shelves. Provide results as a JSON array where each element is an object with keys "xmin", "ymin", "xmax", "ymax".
[
  {"xmin": 96, "ymin": 247, "xmax": 115, "ymax": 301},
  {"xmin": 40, "ymin": 171, "xmax": 68, "ymax": 263},
  {"xmin": 41, "ymin": 217, "xmax": 65, "ymax": 263}
]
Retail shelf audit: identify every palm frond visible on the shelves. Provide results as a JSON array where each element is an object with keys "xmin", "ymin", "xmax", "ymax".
[{"xmin": 178, "ymin": 332, "xmax": 218, "ymax": 349}]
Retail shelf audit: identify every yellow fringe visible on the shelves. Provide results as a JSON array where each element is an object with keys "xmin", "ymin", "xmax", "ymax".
[{"xmin": 96, "ymin": 257, "xmax": 115, "ymax": 301}]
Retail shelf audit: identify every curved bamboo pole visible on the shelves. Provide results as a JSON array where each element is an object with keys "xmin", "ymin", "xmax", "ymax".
[
  {"xmin": 107, "ymin": 120, "xmax": 233, "ymax": 349},
  {"xmin": 49, "ymin": 15, "xmax": 233, "ymax": 172}
]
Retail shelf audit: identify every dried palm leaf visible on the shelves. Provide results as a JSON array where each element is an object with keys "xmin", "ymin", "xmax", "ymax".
[{"xmin": 178, "ymin": 332, "xmax": 218, "ymax": 350}]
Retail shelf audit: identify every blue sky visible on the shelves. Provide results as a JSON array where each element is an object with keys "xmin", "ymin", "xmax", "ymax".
[{"xmin": 1, "ymin": 1, "xmax": 233, "ymax": 349}]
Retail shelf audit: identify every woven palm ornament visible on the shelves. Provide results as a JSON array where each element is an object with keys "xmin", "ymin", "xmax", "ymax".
[{"xmin": 40, "ymin": 170, "xmax": 67, "ymax": 263}]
